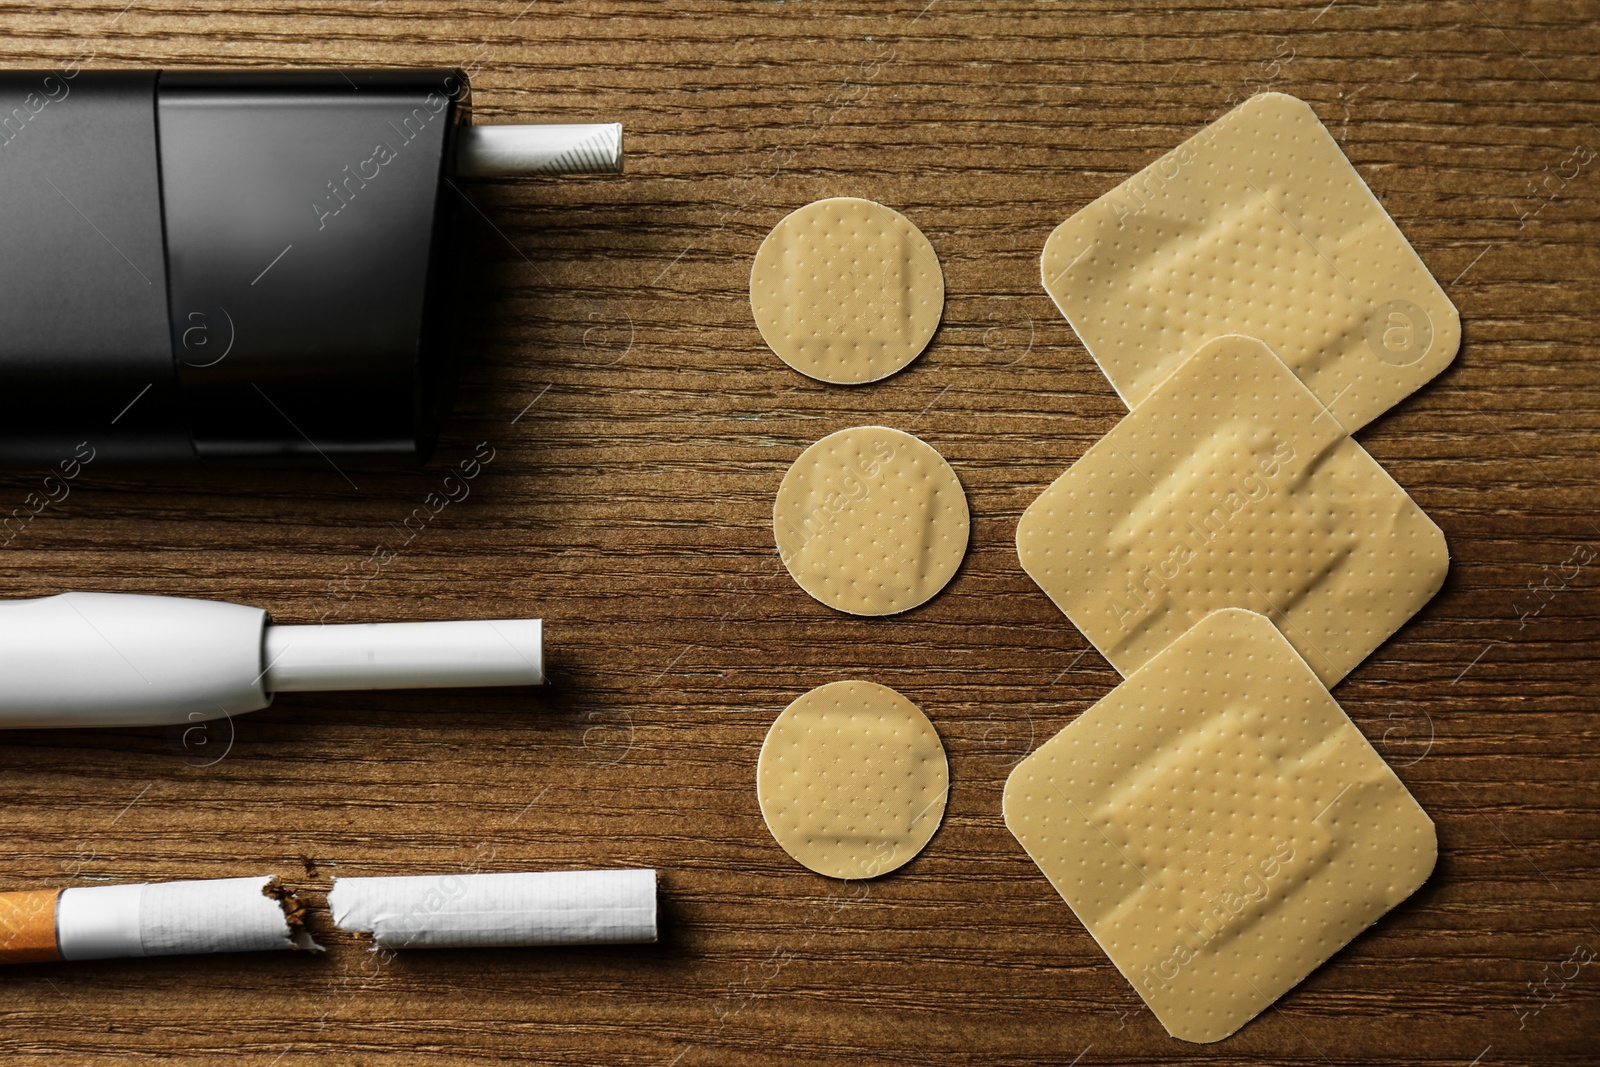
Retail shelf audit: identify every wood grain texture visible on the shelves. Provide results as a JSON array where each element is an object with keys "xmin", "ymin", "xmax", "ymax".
[{"xmin": 0, "ymin": 0, "xmax": 1597, "ymax": 1063}]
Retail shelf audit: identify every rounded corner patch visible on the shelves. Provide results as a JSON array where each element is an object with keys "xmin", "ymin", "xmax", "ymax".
[
  {"xmin": 1039, "ymin": 91, "xmax": 1461, "ymax": 432},
  {"xmin": 1015, "ymin": 335, "xmax": 1448, "ymax": 688},
  {"xmin": 1002, "ymin": 609, "xmax": 1438, "ymax": 1043}
]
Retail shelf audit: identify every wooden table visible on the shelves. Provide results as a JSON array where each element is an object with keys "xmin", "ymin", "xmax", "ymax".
[{"xmin": 0, "ymin": 2, "xmax": 1596, "ymax": 1063}]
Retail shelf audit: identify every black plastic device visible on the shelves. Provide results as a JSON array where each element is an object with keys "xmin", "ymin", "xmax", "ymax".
[{"xmin": 0, "ymin": 68, "xmax": 467, "ymax": 465}]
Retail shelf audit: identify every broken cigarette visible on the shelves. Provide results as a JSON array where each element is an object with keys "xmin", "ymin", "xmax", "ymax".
[
  {"xmin": 0, "ymin": 876, "xmax": 318, "ymax": 964},
  {"xmin": 328, "ymin": 869, "xmax": 657, "ymax": 949}
]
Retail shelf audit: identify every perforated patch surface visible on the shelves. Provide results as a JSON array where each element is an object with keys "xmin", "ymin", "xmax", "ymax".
[
  {"xmin": 751, "ymin": 197, "xmax": 944, "ymax": 385},
  {"xmin": 758, "ymin": 680, "xmax": 948, "ymax": 880},
  {"xmin": 1041, "ymin": 92, "xmax": 1458, "ymax": 433},
  {"xmin": 775, "ymin": 425, "xmax": 969, "ymax": 616},
  {"xmin": 1016, "ymin": 334, "xmax": 1447, "ymax": 688},
  {"xmin": 1003, "ymin": 609, "xmax": 1437, "ymax": 1043}
]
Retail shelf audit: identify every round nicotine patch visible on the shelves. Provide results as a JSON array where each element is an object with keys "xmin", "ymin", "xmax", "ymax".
[
  {"xmin": 773, "ymin": 426, "xmax": 968, "ymax": 616},
  {"xmin": 750, "ymin": 197, "xmax": 944, "ymax": 385},
  {"xmin": 757, "ymin": 680, "xmax": 948, "ymax": 880}
]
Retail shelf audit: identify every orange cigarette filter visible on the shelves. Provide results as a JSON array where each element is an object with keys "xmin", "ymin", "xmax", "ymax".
[{"xmin": 0, "ymin": 890, "xmax": 61, "ymax": 964}]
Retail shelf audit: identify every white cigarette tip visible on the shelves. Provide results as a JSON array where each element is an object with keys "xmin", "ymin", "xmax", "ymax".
[
  {"xmin": 453, "ymin": 123, "xmax": 624, "ymax": 177},
  {"xmin": 264, "ymin": 618, "xmax": 543, "ymax": 692}
]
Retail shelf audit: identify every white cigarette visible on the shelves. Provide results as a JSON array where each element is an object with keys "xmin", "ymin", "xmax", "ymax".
[
  {"xmin": 451, "ymin": 123, "xmax": 624, "ymax": 177},
  {"xmin": 0, "ymin": 876, "xmax": 319, "ymax": 963},
  {"xmin": 328, "ymin": 869, "xmax": 657, "ymax": 950}
]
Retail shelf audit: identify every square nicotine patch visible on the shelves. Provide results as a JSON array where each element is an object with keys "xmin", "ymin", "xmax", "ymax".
[
  {"xmin": 1003, "ymin": 608, "xmax": 1437, "ymax": 1043},
  {"xmin": 1041, "ymin": 92, "xmax": 1459, "ymax": 433},
  {"xmin": 1015, "ymin": 333, "xmax": 1447, "ymax": 688}
]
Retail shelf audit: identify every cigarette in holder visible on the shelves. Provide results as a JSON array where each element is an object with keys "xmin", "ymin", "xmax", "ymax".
[
  {"xmin": 0, "ymin": 876, "xmax": 317, "ymax": 964},
  {"xmin": 328, "ymin": 869, "xmax": 657, "ymax": 949},
  {"xmin": 0, "ymin": 592, "xmax": 544, "ymax": 729}
]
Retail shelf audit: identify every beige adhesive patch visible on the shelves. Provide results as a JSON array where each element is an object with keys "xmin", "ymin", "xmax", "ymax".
[
  {"xmin": 775, "ymin": 426, "xmax": 968, "ymax": 616},
  {"xmin": 751, "ymin": 197, "xmax": 944, "ymax": 384},
  {"xmin": 1016, "ymin": 334, "xmax": 1446, "ymax": 688},
  {"xmin": 1041, "ymin": 92, "xmax": 1458, "ymax": 433},
  {"xmin": 1003, "ymin": 608, "xmax": 1437, "ymax": 1043},
  {"xmin": 758, "ymin": 680, "xmax": 948, "ymax": 880}
]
